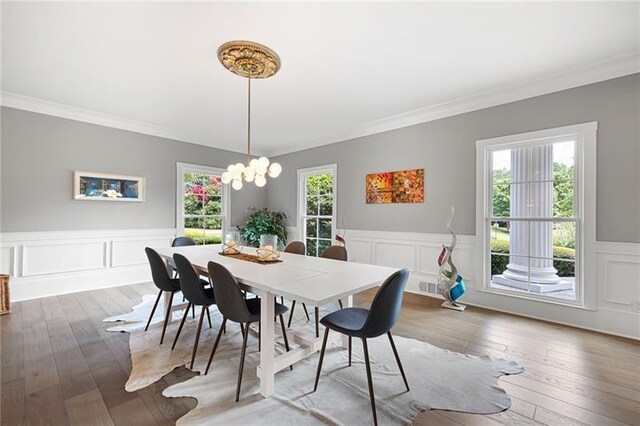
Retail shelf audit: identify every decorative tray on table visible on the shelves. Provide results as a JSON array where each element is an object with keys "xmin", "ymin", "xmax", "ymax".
[{"xmin": 218, "ymin": 252, "xmax": 282, "ymax": 265}]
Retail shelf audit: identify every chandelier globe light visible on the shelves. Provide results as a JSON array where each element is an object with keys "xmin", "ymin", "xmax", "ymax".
[{"xmin": 218, "ymin": 40, "xmax": 282, "ymax": 190}]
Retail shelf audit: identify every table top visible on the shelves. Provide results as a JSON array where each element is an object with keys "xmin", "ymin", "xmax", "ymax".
[{"xmin": 154, "ymin": 244, "xmax": 399, "ymax": 306}]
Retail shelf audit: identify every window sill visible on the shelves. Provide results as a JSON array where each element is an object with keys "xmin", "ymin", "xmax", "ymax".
[{"xmin": 476, "ymin": 287, "xmax": 596, "ymax": 311}]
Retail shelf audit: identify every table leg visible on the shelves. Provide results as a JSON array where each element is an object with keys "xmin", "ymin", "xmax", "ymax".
[
  {"xmin": 259, "ymin": 290, "xmax": 275, "ymax": 398},
  {"xmin": 341, "ymin": 295, "xmax": 354, "ymax": 348}
]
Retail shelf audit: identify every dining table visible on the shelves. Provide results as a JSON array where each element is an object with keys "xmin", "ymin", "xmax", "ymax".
[{"xmin": 154, "ymin": 243, "xmax": 399, "ymax": 398}]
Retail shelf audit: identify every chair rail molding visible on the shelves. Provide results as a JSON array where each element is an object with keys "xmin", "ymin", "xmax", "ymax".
[
  {"xmin": 0, "ymin": 228, "xmax": 176, "ymax": 301},
  {"xmin": 339, "ymin": 228, "xmax": 639, "ymax": 340}
]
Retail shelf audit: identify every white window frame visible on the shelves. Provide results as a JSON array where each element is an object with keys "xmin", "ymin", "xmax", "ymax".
[
  {"xmin": 176, "ymin": 162, "xmax": 230, "ymax": 242},
  {"xmin": 297, "ymin": 164, "xmax": 338, "ymax": 256},
  {"xmin": 475, "ymin": 122, "xmax": 597, "ymax": 308}
]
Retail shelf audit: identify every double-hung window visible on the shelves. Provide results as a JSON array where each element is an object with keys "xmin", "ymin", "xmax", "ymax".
[
  {"xmin": 298, "ymin": 164, "xmax": 337, "ymax": 257},
  {"xmin": 476, "ymin": 123, "xmax": 596, "ymax": 306},
  {"xmin": 177, "ymin": 163, "xmax": 229, "ymax": 245}
]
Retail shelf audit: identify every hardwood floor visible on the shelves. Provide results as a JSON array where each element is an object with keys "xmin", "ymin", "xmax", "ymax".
[{"xmin": 1, "ymin": 283, "xmax": 638, "ymax": 425}]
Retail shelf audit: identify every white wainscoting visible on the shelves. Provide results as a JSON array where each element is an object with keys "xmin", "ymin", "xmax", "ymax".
[
  {"xmin": 337, "ymin": 229, "xmax": 639, "ymax": 340},
  {"xmin": 0, "ymin": 228, "xmax": 176, "ymax": 301}
]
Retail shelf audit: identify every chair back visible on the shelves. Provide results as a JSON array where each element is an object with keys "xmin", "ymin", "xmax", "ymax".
[
  {"xmin": 284, "ymin": 241, "xmax": 305, "ymax": 255},
  {"xmin": 361, "ymin": 269, "xmax": 409, "ymax": 338},
  {"xmin": 320, "ymin": 245, "xmax": 348, "ymax": 261},
  {"xmin": 145, "ymin": 247, "xmax": 177, "ymax": 292},
  {"xmin": 173, "ymin": 253, "xmax": 213, "ymax": 306},
  {"xmin": 207, "ymin": 261, "xmax": 252, "ymax": 323},
  {"xmin": 172, "ymin": 236, "xmax": 197, "ymax": 247}
]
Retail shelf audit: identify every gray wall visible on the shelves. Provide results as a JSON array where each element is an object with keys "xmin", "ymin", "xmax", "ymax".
[
  {"xmin": 267, "ymin": 73, "xmax": 640, "ymax": 243},
  {"xmin": 1, "ymin": 107, "xmax": 267, "ymax": 232}
]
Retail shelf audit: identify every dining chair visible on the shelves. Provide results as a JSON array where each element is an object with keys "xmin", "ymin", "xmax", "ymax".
[
  {"xmin": 313, "ymin": 268, "xmax": 410, "ymax": 426},
  {"xmin": 171, "ymin": 235, "xmax": 206, "ymax": 318},
  {"xmin": 284, "ymin": 241, "xmax": 311, "ymax": 327},
  {"xmin": 172, "ymin": 236, "xmax": 197, "ymax": 247},
  {"xmin": 204, "ymin": 261, "xmax": 292, "ymax": 402},
  {"xmin": 308, "ymin": 245, "xmax": 349, "ymax": 337},
  {"xmin": 171, "ymin": 253, "xmax": 216, "ymax": 369},
  {"xmin": 144, "ymin": 247, "xmax": 183, "ymax": 344}
]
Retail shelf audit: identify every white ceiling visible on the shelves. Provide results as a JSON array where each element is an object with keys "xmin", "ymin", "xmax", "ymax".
[{"xmin": 2, "ymin": 2, "xmax": 639, "ymax": 156}]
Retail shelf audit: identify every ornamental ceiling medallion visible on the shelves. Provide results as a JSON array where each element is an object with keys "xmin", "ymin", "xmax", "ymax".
[{"xmin": 217, "ymin": 40, "xmax": 281, "ymax": 79}]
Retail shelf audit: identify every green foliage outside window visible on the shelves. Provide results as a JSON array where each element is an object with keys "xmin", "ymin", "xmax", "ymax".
[{"xmin": 490, "ymin": 239, "xmax": 575, "ymax": 277}]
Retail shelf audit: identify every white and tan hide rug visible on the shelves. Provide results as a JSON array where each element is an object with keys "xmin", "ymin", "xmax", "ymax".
[{"xmin": 105, "ymin": 294, "xmax": 524, "ymax": 425}]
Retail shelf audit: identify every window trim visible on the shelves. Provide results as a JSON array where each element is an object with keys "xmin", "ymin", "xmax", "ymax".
[
  {"xmin": 475, "ymin": 122, "xmax": 597, "ymax": 308},
  {"xmin": 176, "ymin": 162, "xmax": 230, "ymax": 242},
  {"xmin": 297, "ymin": 164, "xmax": 338, "ymax": 255}
]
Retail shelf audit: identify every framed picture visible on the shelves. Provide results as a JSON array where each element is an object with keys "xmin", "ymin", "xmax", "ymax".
[
  {"xmin": 73, "ymin": 171, "xmax": 145, "ymax": 202},
  {"xmin": 366, "ymin": 168, "xmax": 424, "ymax": 204}
]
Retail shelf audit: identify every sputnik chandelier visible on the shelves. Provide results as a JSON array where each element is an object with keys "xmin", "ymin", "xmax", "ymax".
[{"xmin": 218, "ymin": 40, "xmax": 282, "ymax": 190}]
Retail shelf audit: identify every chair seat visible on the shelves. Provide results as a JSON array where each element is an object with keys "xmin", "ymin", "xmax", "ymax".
[
  {"xmin": 245, "ymin": 298, "xmax": 288, "ymax": 321},
  {"xmin": 320, "ymin": 307, "xmax": 369, "ymax": 337},
  {"xmin": 166, "ymin": 278, "xmax": 182, "ymax": 292}
]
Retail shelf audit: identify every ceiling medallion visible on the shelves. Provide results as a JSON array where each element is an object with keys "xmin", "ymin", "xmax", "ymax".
[
  {"xmin": 217, "ymin": 40, "xmax": 281, "ymax": 79},
  {"xmin": 219, "ymin": 40, "xmax": 282, "ymax": 190}
]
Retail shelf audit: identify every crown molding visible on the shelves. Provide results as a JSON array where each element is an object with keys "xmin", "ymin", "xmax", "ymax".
[
  {"xmin": 2, "ymin": 51, "xmax": 638, "ymax": 158},
  {"xmin": 266, "ymin": 51, "xmax": 640, "ymax": 157},
  {"xmin": 0, "ymin": 92, "xmax": 265, "ymax": 156}
]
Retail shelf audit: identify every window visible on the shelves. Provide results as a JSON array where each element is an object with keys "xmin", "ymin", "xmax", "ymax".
[
  {"xmin": 476, "ymin": 123, "xmax": 596, "ymax": 306},
  {"xmin": 298, "ymin": 164, "xmax": 337, "ymax": 257},
  {"xmin": 177, "ymin": 163, "xmax": 229, "ymax": 245}
]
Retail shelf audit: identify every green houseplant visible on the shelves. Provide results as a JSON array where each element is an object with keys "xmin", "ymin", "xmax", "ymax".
[{"xmin": 238, "ymin": 208, "xmax": 288, "ymax": 248}]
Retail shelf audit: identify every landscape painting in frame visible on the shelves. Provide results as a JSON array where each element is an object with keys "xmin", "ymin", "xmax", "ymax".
[
  {"xmin": 74, "ymin": 171, "xmax": 145, "ymax": 202},
  {"xmin": 366, "ymin": 168, "xmax": 424, "ymax": 204}
]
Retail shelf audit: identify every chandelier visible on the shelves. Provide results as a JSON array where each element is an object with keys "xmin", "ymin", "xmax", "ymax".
[{"xmin": 218, "ymin": 40, "xmax": 282, "ymax": 190}]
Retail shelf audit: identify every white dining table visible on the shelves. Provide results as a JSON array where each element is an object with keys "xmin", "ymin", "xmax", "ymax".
[{"xmin": 154, "ymin": 244, "xmax": 399, "ymax": 398}]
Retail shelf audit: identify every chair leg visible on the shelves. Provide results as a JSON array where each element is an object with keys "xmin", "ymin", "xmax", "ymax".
[
  {"xmin": 205, "ymin": 306, "xmax": 212, "ymax": 329},
  {"xmin": 313, "ymin": 327, "xmax": 330, "ymax": 392},
  {"xmin": 145, "ymin": 290, "xmax": 163, "ymax": 332},
  {"xmin": 278, "ymin": 314, "xmax": 293, "ymax": 371},
  {"xmin": 236, "ymin": 321, "xmax": 251, "ymax": 402},
  {"xmin": 362, "ymin": 338, "xmax": 378, "ymax": 426},
  {"xmin": 287, "ymin": 300, "xmax": 296, "ymax": 328},
  {"xmin": 387, "ymin": 331, "xmax": 410, "ymax": 392},
  {"xmin": 240, "ymin": 322, "xmax": 245, "ymax": 336},
  {"xmin": 205, "ymin": 317, "xmax": 227, "ymax": 375},
  {"xmin": 338, "ymin": 299, "xmax": 344, "ymax": 309},
  {"xmin": 348, "ymin": 336, "xmax": 352, "ymax": 366},
  {"xmin": 280, "ymin": 296, "xmax": 285, "ymax": 305},
  {"xmin": 302, "ymin": 303, "xmax": 310, "ymax": 320},
  {"xmin": 189, "ymin": 306, "xmax": 206, "ymax": 370},
  {"xmin": 171, "ymin": 302, "xmax": 191, "ymax": 350},
  {"xmin": 315, "ymin": 307, "xmax": 320, "ymax": 338},
  {"xmin": 160, "ymin": 291, "xmax": 174, "ymax": 345},
  {"xmin": 191, "ymin": 303, "xmax": 195, "ymax": 319}
]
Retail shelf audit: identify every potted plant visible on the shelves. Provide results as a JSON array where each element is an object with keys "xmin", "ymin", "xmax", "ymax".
[{"xmin": 238, "ymin": 208, "xmax": 288, "ymax": 248}]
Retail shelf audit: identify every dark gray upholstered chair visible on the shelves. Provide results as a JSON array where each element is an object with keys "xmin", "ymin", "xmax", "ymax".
[
  {"xmin": 284, "ymin": 241, "xmax": 311, "ymax": 326},
  {"xmin": 171, "ymin": 253, "xmax": 215, "ymax": 369},
  {"xmin": 172, "ymin": 236, "xmax": 197, "ymax": 247},
  {"xmin": 205, "ymin": 261, "xmax": 291, "ymax": 402},
  {"xmin": 313, "ymin": 268, "xmax": 410, "ymax": 426},
  {"xmin": 144, "ymin": 247, "xmax": 183, "ymax": 344}
]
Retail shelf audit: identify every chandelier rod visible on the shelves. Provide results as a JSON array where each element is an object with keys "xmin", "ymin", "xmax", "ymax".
[{"xmin": 247, "ymin": 76, "xmax": 251, "ymax": 166}]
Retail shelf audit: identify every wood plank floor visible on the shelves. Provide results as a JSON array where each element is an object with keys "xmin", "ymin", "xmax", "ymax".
[{"xmin": 1, "ymin": 283, "xmax": 639, "ymax": 425}]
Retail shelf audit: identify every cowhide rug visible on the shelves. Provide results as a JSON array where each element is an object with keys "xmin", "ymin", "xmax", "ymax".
[{"xmin": 105, "ymin": 293, "xmax": 523, "ymax": 425}]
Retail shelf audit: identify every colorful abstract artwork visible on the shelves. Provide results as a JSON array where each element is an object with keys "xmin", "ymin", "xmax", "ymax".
[{"xmin": 365, "ymin": 168, "xmax": 424, "ymax": 204}]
